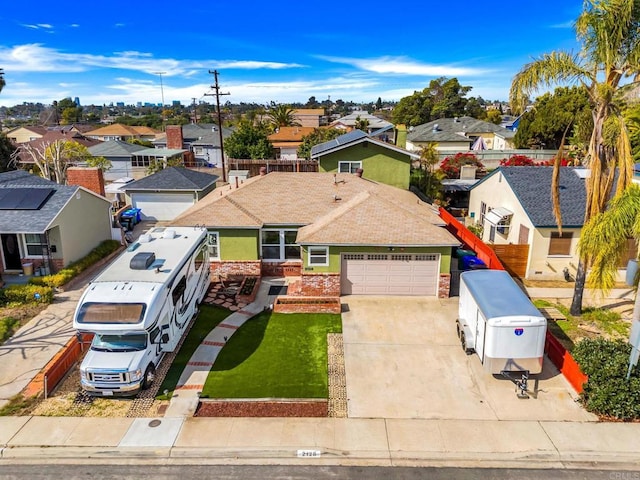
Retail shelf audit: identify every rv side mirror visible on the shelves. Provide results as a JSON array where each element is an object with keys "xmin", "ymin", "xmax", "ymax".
[{"xmin": 161, "ymin": 333, "xmax": 170, "ymax": 344}]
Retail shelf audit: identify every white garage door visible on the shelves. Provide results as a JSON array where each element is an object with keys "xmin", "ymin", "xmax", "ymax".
[
  {"xmin": 131, "ymin": 193, "xmax": 195, "ymax": 221},
  {"xmin": 341, "ymin": 253, "xmax": 440, "ymax": 296}
]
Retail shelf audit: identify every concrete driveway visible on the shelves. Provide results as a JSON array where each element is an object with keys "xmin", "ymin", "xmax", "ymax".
[{"xmin": 340, "ymin": 296, "xmax": 596, "ymax": 422}]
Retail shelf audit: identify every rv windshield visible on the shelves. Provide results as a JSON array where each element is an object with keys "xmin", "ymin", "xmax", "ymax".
[
  {"xmin": 91, "ymin": 333, "xmax": 148, "ymax": 352},
  {"xmin": 76, "ymin": 302, "xmax": 146, "ymax": 324}
]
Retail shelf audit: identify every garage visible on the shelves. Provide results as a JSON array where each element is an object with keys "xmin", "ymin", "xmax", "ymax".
[
  {"xmin": 131, "ymin": 193, "xmax": 195, "ymax": 221},
  {"xmin": 341, "ymin": 253, "xmax": 440, "ymax": 295}
]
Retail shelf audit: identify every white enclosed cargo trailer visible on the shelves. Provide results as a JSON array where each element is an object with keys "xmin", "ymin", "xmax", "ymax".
[
  {"xmin": 73, "ymin": 226, "xmax": 210, "ymax": 396},
  {"xmin": 456, "ymin": 269, "xmax": 547, "ymax": 375}
]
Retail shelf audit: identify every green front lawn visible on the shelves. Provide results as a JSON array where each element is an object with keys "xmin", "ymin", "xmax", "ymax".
[
  {"xmin": 201, "ymin": 311, "xmax": 342, "ymax": 399},
  {"xmin": 157, "ymin": 305, "xmax": 230, "ymax": 399}
]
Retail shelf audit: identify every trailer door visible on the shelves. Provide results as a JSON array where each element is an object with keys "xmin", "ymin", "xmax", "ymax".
[{"xmin": 475, "ymin": 310, "xmax": 486, "ymax": 362}]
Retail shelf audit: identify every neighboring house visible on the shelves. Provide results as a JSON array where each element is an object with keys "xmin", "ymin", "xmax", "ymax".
[
  {"xmin": 406, "ymin": 116, "xmax": 516, "ymax": 153},
  {"xmin": 0, "ymin": 170, "xmax": 112, "ymax": 275},
  {"xmin": 153, "ymin": 123, "xmax": 233, "ymax": 167},
  {"xmin": 268, "ymin": 126, "xmax": 315, "ymax": 160},
  {"xmin": 172, "ymin": 172, "xmax": 460, "ymax": 298},
  {"xmin": 293, "ymin": 109, "xmax": 325, "ymax": 127},
  {"xmin": 5, "ymin": 126, "xmax": 48, "ymax": 144},
  {"xmin": 468, "ymin": 166, "xmax": 637, "ymax": 281},
  {"xmin": 634, "ymin": 163, "xmax": 640, "ymax": 185},
  {"xmin": 88, "ymin": 140, "xmax": 186, "ymax": 181},
  {"xmin": 330, "ymin": 111, "xmax": 395, "ymax": 143},
  {"xmin": 123, "ymin": 166, "xmax": 218, "ymax": 221},
  {"xmin": 311, "ymin": 130, "xmax": 419, "ymax": 190},
  {"xmin": 85, "ymin": 124, "xmax": 159, "ymax": 142},
  {"xmin": 14, "ymin": 131, "xmax": 102, "ymax": 169}
]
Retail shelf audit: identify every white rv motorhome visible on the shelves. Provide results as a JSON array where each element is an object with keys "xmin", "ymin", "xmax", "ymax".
[
  {"xmin": 73, "ymin": 226, "xmax": 210, "ymax": 396},
  {"xmin": 456, "ymin": 269, "xmax": 547, "ymax": 375}
]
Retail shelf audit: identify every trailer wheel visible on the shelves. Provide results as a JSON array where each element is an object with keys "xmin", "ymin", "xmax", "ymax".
[
  {"xmin": 455, "ymin": 320, "xmax": 461, "ymax": 339},
  {"xmin": 142, "ymin": 364, "xmax": 156, "ymax": 390}
]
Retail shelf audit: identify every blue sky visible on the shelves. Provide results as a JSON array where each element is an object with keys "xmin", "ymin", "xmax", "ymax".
[{"xmin": 0, "ymin": 0, "xmax": 583, "ymax": 108}]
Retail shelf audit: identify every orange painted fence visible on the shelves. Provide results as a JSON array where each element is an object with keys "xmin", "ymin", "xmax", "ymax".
[
  {"xmin": 23, "ymin": 333, "xmax": 93, "ymax": 398},
  {"xmin": 438, "ymin": 207, "xmax": 505, "ymax": 270},
  {"xmin": 438, "ymin": 206, "xmax": 588, "ymax": 394}
]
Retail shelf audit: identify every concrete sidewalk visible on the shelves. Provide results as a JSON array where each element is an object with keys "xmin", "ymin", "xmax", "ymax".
[{"xmin": 2, "ymin": 415, "xmax": 640, "ymax": 468}]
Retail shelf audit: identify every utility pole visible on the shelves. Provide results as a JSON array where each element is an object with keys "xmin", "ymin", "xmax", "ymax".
[
  {"xmin": 191, "ymin": 97, "xmax": 198, "ymax": 124},
  {"xmin": 205, "ymin": 70, "xmax": 230, "ymax": 182}
]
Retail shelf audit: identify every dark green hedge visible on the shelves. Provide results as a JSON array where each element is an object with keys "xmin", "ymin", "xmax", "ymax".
[
  {"xmin": 572, "ymin": 338, "xmax": 640, "ymax": 421},
  {"xmin": 29, "ymin": 240, "xmax": 120, "ymax": 288}
]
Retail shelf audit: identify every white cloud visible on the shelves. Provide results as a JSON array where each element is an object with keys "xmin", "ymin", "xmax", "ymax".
[
  {"xmin": 0, "ymin": 44, "xmax": 304, "ymax": 76},
  {"xmin": 318, "ymin": 55, "xmax": 486, "ymax": 77},
  {"xmin": 549, "ymin": 20, "xmax": 574, "ymax": 29}
]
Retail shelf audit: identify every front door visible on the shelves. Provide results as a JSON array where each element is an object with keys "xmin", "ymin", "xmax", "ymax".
[{"xmin": 1, "ymin": 234, "xmax": 22, "ymax": 270}]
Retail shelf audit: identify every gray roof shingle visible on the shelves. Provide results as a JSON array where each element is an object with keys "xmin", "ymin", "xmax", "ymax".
[
  {"xmin": 123, "ymin": 166, "xmax": 219, "ymax": 192},
  {"xmin": 408, "ymin": 116, "xmax": 515, "ymax": 142},
  {"xmin": 0, "ymin": 171, "xmax": 81, "ymax": 233},
  {"xmin": 475, "ymin": 167, "xmax": 587, "ymax": 227}
]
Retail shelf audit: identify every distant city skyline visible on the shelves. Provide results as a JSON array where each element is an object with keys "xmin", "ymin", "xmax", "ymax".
[{"xmin": 0, "ymin": 1, "xmax": 583, "ymax": 108}]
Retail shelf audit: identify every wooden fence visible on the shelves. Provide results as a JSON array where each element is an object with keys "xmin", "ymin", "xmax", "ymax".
[
  {"xmin": 227, "ymin": 159, "xmax": 318, "ymax": 177},
  {"xmin": 487, "ymin": 244, "xmax": 529, "ymax": 278}
]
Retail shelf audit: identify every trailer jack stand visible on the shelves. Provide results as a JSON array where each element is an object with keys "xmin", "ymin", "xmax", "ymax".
[{"xmin": 501, "ymin": 370, "xmax": 530, "ymax": 399}]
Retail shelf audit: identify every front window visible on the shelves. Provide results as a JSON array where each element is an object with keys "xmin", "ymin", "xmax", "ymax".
[
  {"xmin": 76, "ymin": 302, "xmax": 146, "ymax": 324},
  {"xmin": 91, "ymin": 333, "xmax": 147, "ymax": 352},
  {"xmin": 24, "ymin": 233, "xmax": 47, "ymax": 256},
  {"xmin": 207, "ymin": 232, "xmax": 220, "ymax": 260},
  {"xmin": 308, "ymin": 246, "xmax": 329, "ymax": 266},
  {"xmin": 548, "ymin": 232, "xmax": 573, "ymax": 256},
  {"xmin": 338, "ymin": 161, "xmax": 362, "ymax": 173},
  {"xmin": 261, "ymin": 229, "xmax": 300, "ymax": 261}
]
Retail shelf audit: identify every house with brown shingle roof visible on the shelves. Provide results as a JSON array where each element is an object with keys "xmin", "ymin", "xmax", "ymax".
[
  {"xmin": 268, "ymin": 126, "xmax": 315, "ymax": 160},
  {"xmin": 85, "ymin": 124, "xmax": 160, "ymax": 142},
  {"xmin": 171, "ymin": 171, "xmax": 459, "ymax": 298}
]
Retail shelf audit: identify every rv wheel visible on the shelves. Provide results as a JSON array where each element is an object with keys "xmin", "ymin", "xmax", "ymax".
[
  {"xmin": 142, "ymin": 364, "xmax": 156, "ymax": 390},
  {"xmin": 455, "ymin": 320, "xmax": 461, "ymax": 339}
]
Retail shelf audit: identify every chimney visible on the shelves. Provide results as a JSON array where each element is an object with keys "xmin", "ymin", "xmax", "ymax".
[
  {"xmin": 165, "ymin": 125, "xmax": 184, "ymax": 149},
  {"xmin": 66, "ymin": 167, "xmax": 105, "ymax": 197}
]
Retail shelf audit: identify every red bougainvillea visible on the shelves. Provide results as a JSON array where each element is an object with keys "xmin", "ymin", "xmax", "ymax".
[
  {"xmin": 439, "ymin": 152, "xmax": 484, "ymax": 179},
  {"xmin": 500, "ymin": 154, "xmax": 535, "ymax": 166}
]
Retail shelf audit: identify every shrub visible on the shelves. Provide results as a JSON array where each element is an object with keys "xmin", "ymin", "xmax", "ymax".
[
  {"xmin": 1, "ymin": 284, "xmax": 54, "ymax": 305},
  {"xmin": 572, "ymin": 338, "xmax": 640, "ymax": 420},
  {"xmin": 29, "ymin": 240, "xmax": 120, "ymax": 288},
  {"xmin": 439, "ymin": 152, "xmax": 484, "ymax": 179},
  {"xmin": 500, "ymin": 154, "xmax": 536, "ymax": 166},
  {"xmin": 0, "ymin": 317, "xmax": 19, "ymax": 343}
]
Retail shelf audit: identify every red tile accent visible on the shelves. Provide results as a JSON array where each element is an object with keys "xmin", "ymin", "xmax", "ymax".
[
  {"xmin": 203, "ymin": 340, "xmax": 225, "ymax": 347},
  {"xmin": 175, "ymin": 384, "xmax": 205, "ymax": 390},
  {"xmin": 187, "ymin": 361, "xmax": 213, "ymax": 367},
  {"xmin": 218, "ymin": 323, "xmax": 239, "ymax": 330}
]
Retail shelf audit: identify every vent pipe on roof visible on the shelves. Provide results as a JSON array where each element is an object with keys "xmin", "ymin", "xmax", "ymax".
[
  {"xmin": 259, "ymin": 166, "xmax": 267, "ymax": 176},
  {"xmin": 355, "ymin": 168, "xmax": 363, "ymax": 178}
]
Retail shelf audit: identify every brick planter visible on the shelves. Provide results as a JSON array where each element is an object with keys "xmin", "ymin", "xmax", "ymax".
[
  {"xmin": 273, "ymin": 296, "xmax": 341, "ymax": 314},
  {"xmin": 235, "ymin": 276, "xmax": 261, "ymax": 304}
]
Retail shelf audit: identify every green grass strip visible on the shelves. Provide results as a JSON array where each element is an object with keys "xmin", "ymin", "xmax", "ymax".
[
  {"xmin": 157, "ymin": 305, "xmax": 229, "ymax": 398},
  {"xmin": 202, "ymin": 311, "xmax": 342, "ymax": 399}
]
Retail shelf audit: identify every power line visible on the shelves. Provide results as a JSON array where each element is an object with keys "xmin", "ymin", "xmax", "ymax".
[
  {"xmin": 153, "ymin": 72, "xmax": 166, "ymax": 107},
  {"xmin": 205, "ymin": 70, "xmax": 230, "ymax": 182}
]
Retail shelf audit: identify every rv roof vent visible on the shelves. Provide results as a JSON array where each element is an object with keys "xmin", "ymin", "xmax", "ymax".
[
  {"xmin": 162, "ymin": 229, "xmax": 177, "ymax": 239},
  {"xmin": 138, "ymin": 233, "xmax": 152, "ymax": 243},
  {"xmin": 130, "ymin": 252, "xmax": 156, "ymax": 270}
]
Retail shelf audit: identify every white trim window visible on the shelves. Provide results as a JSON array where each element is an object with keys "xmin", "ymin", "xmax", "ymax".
[
  {"xmin": 261, "ymin": 229, "xmax": 300, "ymax": 261},
  {"xmin": 308, "ymin": 246, "xmax": 329, "ymax": 266},
  {"xmin": 338, "ymin": 161, "xmax": 362, "ymax": 173},
  {"xmin": 207, "ymin": 232, "xmax": 220, "ymax": 260},
  {"xmin": 24, "ymin": 234, "xmax": 47, "ymax": 257}
]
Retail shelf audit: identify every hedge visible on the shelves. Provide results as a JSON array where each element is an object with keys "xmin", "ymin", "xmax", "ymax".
[
  {"xmin": 28, "ymin": 239, "xmax": 120, "ymax": 288},
  {"xmin": 0, "ymin": 284, "xmax": 54, "ymax": 305},
  {"xmin": 572, "ymin": 338, "xmax": 640, "ymax": 421}
]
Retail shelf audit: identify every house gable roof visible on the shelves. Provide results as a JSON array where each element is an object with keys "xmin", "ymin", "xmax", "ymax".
[
  {"xmin": 311, "ymin": 130, "xmax": 419, "ymax": 159},
  {"xmin": 88, "ymin": 140, "xmax": 152, "ymax": 157},
  {"xmin": 85, "ymin": 124, "xmax": 159, "ymax": 137},
  {"xmin": 408, "ymin": 116, "xmax": 515, "ymax": 143},
  {"xmin": 123, "ymin": 166, "xmax": 219, "ymax": 192},
  {"xmin": 473, "ymin": 166, "xmax": 587, "ymax": 227},
  {"xmin": 0, "ymin": 170, "xmax": 108, "ymax": 233},
  {"xmin": 173, "ymin": 172, "xmax": 457, "ymax": 247}
]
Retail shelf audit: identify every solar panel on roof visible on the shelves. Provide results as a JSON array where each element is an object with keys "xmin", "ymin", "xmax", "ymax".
[{"xmin": 0, "ymin": 188, "xmax": 55, "ymax": 210}]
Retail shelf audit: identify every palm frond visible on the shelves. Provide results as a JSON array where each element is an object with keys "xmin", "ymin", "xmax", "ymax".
[{"xmin": 509, "ymin": 52, "xmax": 592, "ymax": 114}]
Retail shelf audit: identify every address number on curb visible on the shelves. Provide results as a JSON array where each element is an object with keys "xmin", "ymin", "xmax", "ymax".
[{"xmin": 297, "ymin": 449, "xmax": 321, "ymax": 457}]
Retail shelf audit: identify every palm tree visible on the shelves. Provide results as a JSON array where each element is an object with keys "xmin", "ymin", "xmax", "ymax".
[
  {"xmin": 579, "ymin": 184, "xmax": 640, "ymax": 324},
  {"xmin": 266, "ymin": 103, "xmax": 300, "ymax": 129},
  {"xmin": 509, "ymin": 0, "xmax": 638, "ymax": 315},
  {"xmin": 0, "ymin": 68, "xmax": 4, "ymax": 93}
]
